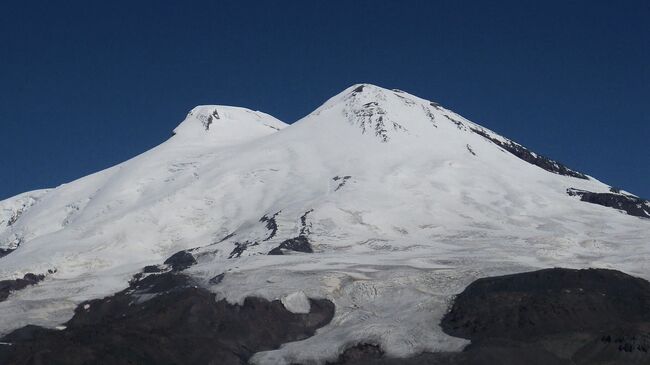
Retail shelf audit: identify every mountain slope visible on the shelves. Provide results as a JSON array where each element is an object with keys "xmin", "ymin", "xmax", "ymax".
[{"xmin": 0, "ymin": 84, "xmax": 648, "ymax": 364}]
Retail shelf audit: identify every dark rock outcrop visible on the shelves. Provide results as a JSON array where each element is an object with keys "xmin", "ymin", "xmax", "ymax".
[
  {"xmin": 163, "ymin": 250, "xmax": 197, "ymax": 271},
  {"xmin": 442, "ymin": 268, "xmax": 650, "ymax": 340},
  {"xmin": 0, "ymin": 269, "xmax": 335, "ymax": 365},
  {"xmin": 142, "ymin": 264, "xmax": 163, "ymax": 273},
  {"xmin": 299, "ymin": 209, "xmax": 314, "ymax": 236},
  {"xmin": 209, "ymin": 273, "xmax": 225, "ymax": 285},
  {"xmin": 0, "ymin": 248, "xmax": 15, "ymax": 258},
  {"xmin": 268, "ymin": 236, "xmax": 313, "ymax": 255},
  {"xmin": 328, "ymin": 268, "xmax": 650, "ymax": 365},
  {"xmin": 568, "ymin": 188, "xmax": 650, "ymax": 218},
  {"xmin": 225, "ymin": 212, "xmax": 283, "ymax": 259},
  {"xmin": 333, "ymin": 176, "xmax": 352, "ymax": 191},
  {"xmin": 325, "ymin": 342, "xmax": 568, "ymax": 365},
  {"xmin": 470, "ymin": 127, "xmax": 588, "ymax": 179},
  {"xmin": 440, "ymin": 268, "xmax": 650, "ymax": 364},
  {"xmin": 228, "ymin": 240, "xmax": 258, "ymax": 258},
  {"xmin": 260, "ymin": 211, "xmax": 281, "ymax": 241},
  {"xmin": 0, "ymin": 273, "xmax": 45, "ymax": 302},
  {"xmin": 268, "ymin": 210, "xmax": 315, "ymax": 255},
  {"xmin": 203, "ymin": 109, "xmax": 220, "ymax": 131}
]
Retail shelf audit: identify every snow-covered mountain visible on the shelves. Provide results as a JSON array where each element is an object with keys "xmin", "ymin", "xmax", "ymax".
[{"xmin": 1, "ymin": 84, "xmax": 649, "ymax": 364}]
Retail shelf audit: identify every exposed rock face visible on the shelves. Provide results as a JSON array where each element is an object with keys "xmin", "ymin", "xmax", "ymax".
[
  {"xmin": 228, "ymin": 240, "xmax": 258, "ymax": 258},
  {"xmin": 341, "ymin": 85, "xmax": 409, "ymax": 142},
  {"xmin": 0, "ymin": 273, "xmax": 46, "ymax": 302},
  {"xmin": 333, "ymin": 176, "xmax": 352, "ymax": 191},
  {"xmin": 568, "ymin": 188, "xmax": 650, "ymax": 218},
  {"xmin": 441, "ymin": 268, "xmax": 650, "ymax": 364},
  {"xmin": 268, "ymin": 235, "xmax": 313, "ymax": 255},
  {"xmin": 470, "ymin": 127, "xmax": 588, "ymax": 179},
  {"xmin": 325, "ymin": 343, "xmax": 565, "ymax": 365},
  {"xmin": 442, "ymin": 268, "xmax": 650, "ymax": 340},
  {"xmin": 0, "ymin": 270, "xmax": 335, "ymax": 365},
  {"xmin": 0, "ymin": 248, "xmax": 14, "ymax": 258},
  {"xmin": 163, "ymin": 249, "xmax": 197, "ymax": 271},
  {"xmin": 260, "ymin": 211, "xmax": 281, "ymax": 240}
]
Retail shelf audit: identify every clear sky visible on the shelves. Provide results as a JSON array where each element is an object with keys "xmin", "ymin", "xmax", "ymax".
[{"xmin": 1, "ymin": 0, "xmax": 648, "ymax": 200}]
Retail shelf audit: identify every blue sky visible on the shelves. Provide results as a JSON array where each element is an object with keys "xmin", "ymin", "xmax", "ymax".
[{"xmin": 1, "ymin": 0, "xmax": 648, "ymax": 200}]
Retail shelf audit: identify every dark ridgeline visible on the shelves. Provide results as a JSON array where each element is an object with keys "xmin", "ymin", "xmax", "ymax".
[
  {"xmin": 0, "ymin": 269, "xmax": 334, "ymax": 365},
  {"xmin": 329, "ymin": 268, "xmax": 650, "ymax": 365}
]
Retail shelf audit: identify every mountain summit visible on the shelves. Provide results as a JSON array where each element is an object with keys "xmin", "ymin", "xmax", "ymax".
[
  {"xmin": 172, "ymin": 105, "xmax": 287, "ymax": 145},
  {"xmin": 0, "ymin": 84, "xmax": 648, "ymax": 364}
]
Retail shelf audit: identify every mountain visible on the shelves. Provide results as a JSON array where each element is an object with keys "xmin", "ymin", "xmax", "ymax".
[{"xmin": 0, "ymin": 84, "xmax": 649, "ymax": 364}]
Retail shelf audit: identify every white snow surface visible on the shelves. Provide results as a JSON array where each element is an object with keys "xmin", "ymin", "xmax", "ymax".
[
  {"xmin": 0, "ymin": 189, "xmax": 51, "ymax": 251},
  {"xmin": 281, "ymin": 291, "xmax": 311, "ymax": 314},
  {"xmin": 0, "ymin": 84, "xmax": 649, "ymax": 364}
]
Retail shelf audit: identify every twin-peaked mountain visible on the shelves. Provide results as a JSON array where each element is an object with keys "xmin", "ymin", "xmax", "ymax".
[{"xmin": 0, "ymin": 84, "xmax": 648, "ymax": 364}]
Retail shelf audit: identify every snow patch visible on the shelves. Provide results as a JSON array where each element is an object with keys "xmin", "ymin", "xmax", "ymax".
[{"xmin": 281, "ymin": 291, "xmax": 311, "ymax": 314}]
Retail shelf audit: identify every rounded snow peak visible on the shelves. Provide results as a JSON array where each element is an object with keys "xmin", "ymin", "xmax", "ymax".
[
  {"xmin": 171, "ymin": 105, "xmax": 287, "ymax": 146},
  {"xmin": 315, "ymin": 83, "xmax": 434, "ymax": 114},
  {"xmin": 307, "ymin": 83, "xmax": 443, "ymax": 142},
  {"xmin": 344, "ymin": 83, "xmax": 389, "ymax": 94}
]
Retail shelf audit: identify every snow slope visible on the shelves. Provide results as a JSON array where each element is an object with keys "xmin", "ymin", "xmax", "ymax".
[
  {"xmin": 0, "ymin": 84, "xmax": 648, "ymax": 364},
  {"xmin": 0, "ymin": 189, "xmax": 50, "ymax": 255}
]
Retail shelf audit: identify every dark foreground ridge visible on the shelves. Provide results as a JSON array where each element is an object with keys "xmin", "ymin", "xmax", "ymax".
[
  {"xmin": 0, "ymin": 269, "xmax": 335, "ymax": 365},
  {"xmin": 328, "ymin": 268, "xmax": 650, "ymax": 365},
  {"xmin": 568, "ymin": 188, "xmax": 650, "ymax": 219},
  {"xmin": 4, "ymin": 267, "xmax": 650, "ymax": 365}
]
